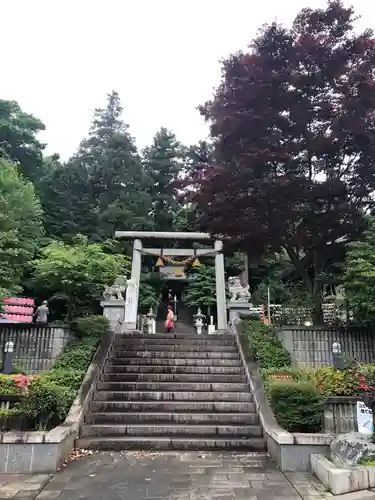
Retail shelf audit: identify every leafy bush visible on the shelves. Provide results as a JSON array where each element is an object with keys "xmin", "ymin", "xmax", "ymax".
[
  {"xmin": 261, "ymin": 366, "xmax": 314, "ymax": 385},
  {"xmin": 315, "ymin": 365, "xmax": 360, "ymax": 396},
  {"xmin": 360, "ymin": 365, "xmax": 375, "ymax": 391},
  {"xmin": 20, "ymin": 378, "xmax": 75, "ymax": 430},
  {"xmin": 0, "ymin": 375, "xmax": 23, "ymax": 395},
  {"xmin": 71, "ymin": 315, "xmax": 109, "ymax": 339},
  {"xmin": 54, "ymin": 335, "xmax": 100, "ymax": 372},
  {"xmin": 244, "ymin": 320, "xmax": 291, "ymax": 369},
  {"xmin": 268, "ymin": 379, "xmax": 324, "ymax": 432},
  {"xmin": 0, "ymin": 315, "xmax": 105, "ymax": 431},
  {"xmin": 40, "ymin": 368, "xmax": 85, "ymax": 391}
]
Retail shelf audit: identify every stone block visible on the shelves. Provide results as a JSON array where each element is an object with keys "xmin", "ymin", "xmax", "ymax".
[
  {"xmin": 368, "ymin": 466, "xmax": 375, "ymax": 488},
  {"xmin": 2, "ymin": 432, "xmax": 28, "ymax": 444},
  {"xmin": 311, "ymin": 453, "xmax": 370, "ymax": 495},
  {"xmin": 331, "ymin": 432, "xmax": 375, "ymax": 467},
  {"xmin": 333, "ymin": 492, "xmax": 375, "ymax": 499},
  {"xmin": 6, "ymin": 445, "xmax": 33, "ymax": 473},
  {"xmin": 0, "ymin": 445, "xmax": 8, "ymax": 473}
]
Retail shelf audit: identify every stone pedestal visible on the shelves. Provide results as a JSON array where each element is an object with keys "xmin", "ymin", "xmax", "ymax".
[
  {"xmin": 227, "ymin": 300, "xmax": 250, "ymax": 323},
  {"xmin": 101, "ymin": 300, "xmax": 126, "ymax": 331}
]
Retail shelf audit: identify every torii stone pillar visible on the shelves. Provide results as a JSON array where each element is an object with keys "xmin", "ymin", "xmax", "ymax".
[
  {"xmin": 123, "ymin": 238, "xmax": 142, "ymax": 330},
  {"xmin": 115, "ymin": 231, "xmax": 227, "ymax": 331},
  {"xmin": 214, "ymin": 240, "xmax": 227, "ymax": 331}
]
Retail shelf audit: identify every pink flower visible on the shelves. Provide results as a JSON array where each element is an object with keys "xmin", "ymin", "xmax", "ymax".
[{"xmin": 11, "ymin": 374, "xmax": 31, "ymax": 389}]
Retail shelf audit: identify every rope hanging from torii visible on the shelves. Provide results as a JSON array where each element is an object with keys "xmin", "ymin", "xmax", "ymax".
[{"xmin": 137, "ymin": 247, "xmax": 222, "ymax": 269}]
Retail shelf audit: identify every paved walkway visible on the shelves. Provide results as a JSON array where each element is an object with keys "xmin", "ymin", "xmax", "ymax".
[
  {"xmin": 25, "ymin": 451, "xmax": 335, "ymax": 500},
  {"xmin": 0, "ymin": 474, "xmax": 51, "ymax": 499}
]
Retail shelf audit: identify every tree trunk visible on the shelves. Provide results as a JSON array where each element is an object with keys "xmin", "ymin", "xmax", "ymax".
[
  {"xmin": 65, "ymin": 295, "xmax": 73, "ymax": 322},
  {"xmin": 311, "ymin": 292, "xmax": 324, "ymax": 325},
  {"xmin": 285, "ymin": 245, "xmax": 324, "ymax": 325},
  {"xmin": 312, "ymin": 250, "xmax": 324, "ymax": 325}
]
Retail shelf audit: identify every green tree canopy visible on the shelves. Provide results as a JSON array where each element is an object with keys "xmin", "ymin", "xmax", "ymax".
[
  {"xmin": 0, "ymin": 159, "xmax": 43, "ymax": 297},
  {"xmin": 343, "ymin": 218, "xmax": 375, "ymax": 324},
  {"xmin": 190, "ymin": 1, "xmax": 375, "ymax": 323},
  {"xmin": 185, "ymin": 265, "xmax": 217, "ymax": 314},
  {"xmin": 143, "ymin": 127, "xmax": 183, "ymax": 231},
  {"xmin": 0, "ymin": 99, "xmax": 45, "ymax": 184},
  {"xmin": 32, "ymin": 236, "xmax": 130, "ymax": 320},
  {"xmin": 42, "ymin": 91, "xmax": 152, "ymax": 241}
]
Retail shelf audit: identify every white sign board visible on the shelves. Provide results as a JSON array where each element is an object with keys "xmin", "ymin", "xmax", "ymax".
[
  {"xmin": 357, "ymin": 401, "xmax": 373, "ymax": 434},
  {"xmin": 159, "ymin": 266, "xmax": 187, "ymax": 280}
]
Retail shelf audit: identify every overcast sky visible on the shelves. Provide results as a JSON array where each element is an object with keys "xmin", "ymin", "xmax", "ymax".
[{"xmin": 1, "ymin": 0, "xmax": 374, "ymax": 160}]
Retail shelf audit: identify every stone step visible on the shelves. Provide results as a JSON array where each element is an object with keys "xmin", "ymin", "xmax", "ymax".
[
  {"xmin": 101, "ymin": 373, "xmax": 247, "ymax": 383},
  {"xmin": 115, "ymin": 333, "xmax": 236, "ymax": 341},
  {"xmin": 103, "ymin": 365, "xmax": 244, "ymax": 375},
  {"xmin": 90, "ymin": 401, "xmax": 256, "ymax": 413},
  {"xmin": 115, "ymin": 344, "xmax": 238, "ymax": 352},
  {"xmin": 114, "ymin": 339, "xmax": 236, "ymax": 347},
  {"xmin": 104, "ymin": 364, "xmax": 244, "ymax": 375},
  {"xmin": 76, "ymin": 435, "xmax": 266, "ymax": 451},
  {"xmin": 94, "ymin": 391, "xmax": 253, "ymax": 402},
  {"xmin": 108, "ymin": 358, "xmax": 242, "ymax": 366},
  {"xmin": 111, "ymin": 351, "xmax": 240, "ymax": 359},
  {"xmin": 96, "ymin": 381, "xmax": 250, "ymax": 392},
  {"xmin": 85, "ymin": 412, "xmax": 259, "ymax": 425},
  {"xmin": 80, "ymin": 423, "xmax": 263, "ymax": 437}
]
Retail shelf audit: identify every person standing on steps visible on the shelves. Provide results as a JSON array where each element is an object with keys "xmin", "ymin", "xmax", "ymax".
[
  {"xmin": 35, "ymin": 300, "xmax": 49, "ymax": 323},
  {"xmin": 165, "ymin": 305, "xmax": 174, "ymax": 333}
]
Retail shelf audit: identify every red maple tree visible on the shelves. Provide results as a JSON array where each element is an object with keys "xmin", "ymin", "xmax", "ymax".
[{"xmin": 191, "ymin": 1, "xmax": 375, "ymax": 322}]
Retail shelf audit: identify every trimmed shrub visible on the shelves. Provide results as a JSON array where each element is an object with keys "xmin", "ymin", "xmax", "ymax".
[
  {"xmin": 244, "ymin": 320, "xmax": 291, "ymax": 369},
  {"xmin": 1, "ymin": 315, "xmax": 107, "ymax": 431},
  {"xmin": 20, "ymin": 378, "xmax": 75, "ymax": 430},
  {"xmin": 267, "ymin": 379, "xmax": 324, "ymax": 433},
  {"xmin": 71, "ymin": 315, "xmax": 109, "ymax": 339},
  {"xmin": 315, "ymin": 365, "xmax": 360, "ymax": 396},
  {"xmin": 261, "ymin": 366, "xmax": 314, "ymax": 384},
  {"xmin": 54, "ymin": 335, "xmax": 100, "ymax": 372},
  {"xmin": 40, "ymin": 368, "xmax": 85, "ymax": 392},
  {"xmin": 17, "ymin": 317, "xmax": 104, "ymax": 430},
  {"xmin": 0, "ymin": 375, "xmax": 23, "ymax": 395}
]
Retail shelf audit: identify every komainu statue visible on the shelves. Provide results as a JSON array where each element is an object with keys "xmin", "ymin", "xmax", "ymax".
[
  {"xmin": 103, "ymin": 276, "xmax": 127, "ymax": 300},
  {"xmin": 228, "ymin": 276, "xmax": 251, "ymax": 301}
]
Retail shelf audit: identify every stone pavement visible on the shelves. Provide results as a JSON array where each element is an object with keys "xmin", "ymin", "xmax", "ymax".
[
  {"xmin": 24, "ymin": 451, "xmax": 336, "ymax": 500},
  {"xmin": 0, "ymin": 474, "xmax": 51, "ymax": 499}
]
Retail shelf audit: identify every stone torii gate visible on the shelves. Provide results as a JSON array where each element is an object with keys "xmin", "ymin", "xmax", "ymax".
[{"xmin": 115, "ymin": 231, "xmax": 227, "ymax": 331}]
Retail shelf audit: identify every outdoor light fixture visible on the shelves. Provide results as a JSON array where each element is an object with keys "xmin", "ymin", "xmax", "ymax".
[
  {"xmin": 4, "ymin": 341, "xmax": 14, "ymax": 353},
  {"xmin": 332, "ymin": 341, "xmax": 344, "ymax": 369},
  {"xmin": 332, "ymin": 342, "xmax": 342, "ymax": 354}
]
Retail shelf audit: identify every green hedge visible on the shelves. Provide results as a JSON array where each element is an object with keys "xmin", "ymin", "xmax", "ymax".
[
  {"xmin": 1, "ymin": 315, "xmax": 109, "ymax": 430},
  {"xmin": 242, "ymin": 320, "xmax": 325, "ymax": 433},
  {"xmin": 267, "ymin": 379, "xmax": 324, "ymax": 433},
  {"xmin": 244, "ymin": 320, "xmax": 291, "ymax": 369}
]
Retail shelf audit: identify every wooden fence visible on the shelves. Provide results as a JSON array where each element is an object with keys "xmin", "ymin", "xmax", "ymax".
[
  {"xmin": 0, "ymin": 323, "xmax": 70, "ymax": 373},
  {"xmin": 277, "ymin": 326, "xmax": 375, "ymax": 368}
]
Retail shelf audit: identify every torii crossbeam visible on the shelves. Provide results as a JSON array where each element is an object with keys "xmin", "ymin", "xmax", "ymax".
[{"xmin": 115, "ymin": 231, "xmax": 227, "ymax": 331}]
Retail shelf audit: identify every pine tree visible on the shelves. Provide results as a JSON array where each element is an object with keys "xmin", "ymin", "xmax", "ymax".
[
  {"xmin": 41, "ymin": 91, "xmax": 153, "ymax": 240},
  {"xmin": 185, "ymin": 265, "xmax": 217, "ymax": 316},
  {"xmin": 143, "ymin": 128, "xmax": 183, "ymax": 231}
]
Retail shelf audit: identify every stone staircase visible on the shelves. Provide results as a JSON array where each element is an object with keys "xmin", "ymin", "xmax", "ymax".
[{"xmin": 77, "ymin": 332, "xmax": 266, "ymax": 454}]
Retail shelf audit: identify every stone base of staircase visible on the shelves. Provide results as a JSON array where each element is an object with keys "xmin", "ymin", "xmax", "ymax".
[{"xmin": 78, "ymin": 333, "xmax": 266, "ymax": 452}]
